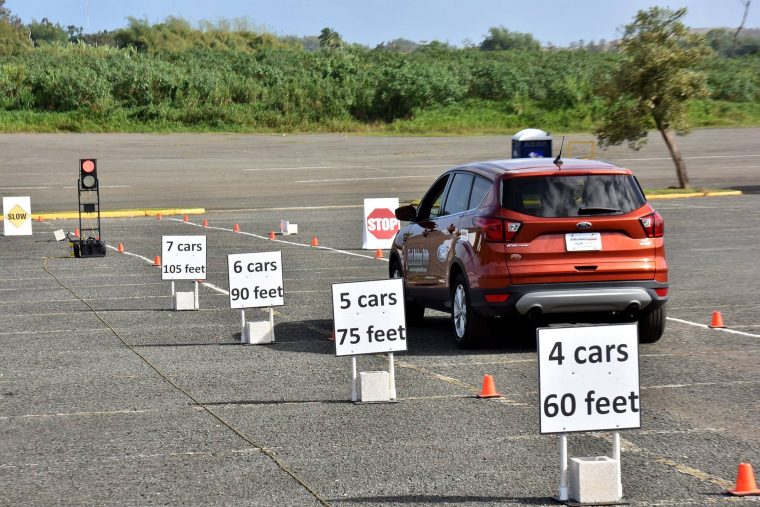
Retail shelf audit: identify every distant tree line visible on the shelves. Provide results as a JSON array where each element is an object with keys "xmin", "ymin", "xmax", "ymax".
[{"xmin": 0, "ymin": 2, "xmax": 758, "ymax": 147}]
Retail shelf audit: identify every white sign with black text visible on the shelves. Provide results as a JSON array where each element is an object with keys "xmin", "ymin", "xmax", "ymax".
[
  {"xmin": 227, "ymin": 251, "xmax": 284, "ymax": 309},
  {"xmin": 332, "ymin": 278, "xmax": 407, "ymax": 356},
  {"xmin": 161, "ymin": 235, "xmax": 207, "ymax": 280},
  {"xmin": 538, "ymin": 324, "xmax": 640, "ymax": 434}
]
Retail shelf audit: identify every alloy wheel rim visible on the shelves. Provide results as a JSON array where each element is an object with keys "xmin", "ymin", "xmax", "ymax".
[{"xmin": 453, "ymin": 285, "xmax": 466, "ymax": 338}]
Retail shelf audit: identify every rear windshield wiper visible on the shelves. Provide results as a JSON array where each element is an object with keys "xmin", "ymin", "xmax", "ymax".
[{"xmin": 578, "ymin": 207, "xmax": 621, "ymax": 215}]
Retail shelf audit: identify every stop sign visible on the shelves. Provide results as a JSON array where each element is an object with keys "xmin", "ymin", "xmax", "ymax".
[{"xmin": 366, "ymin": 208, "xmax": 400, "ymax": 240}]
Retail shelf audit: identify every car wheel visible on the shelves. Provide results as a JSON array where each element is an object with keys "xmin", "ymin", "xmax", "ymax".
[
  {"xmin": 390, "ymin": 259, "xmax": 425, "ymax": 325},
  {"xmin": 638, "ymin": 305, "xmax": 665, "ymax": 343},
  {"xmin": 451, "ymin": 274, "xmax": 489, "ymax": 348}
]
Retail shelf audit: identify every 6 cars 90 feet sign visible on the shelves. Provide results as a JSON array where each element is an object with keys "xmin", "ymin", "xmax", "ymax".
[
  {"xmin": 227, "ymin": 251, "xmax": 284, "ymax": 309},
  {"xmin": 332, "ymin": 278, "xmax": 407, "ymax": 356},
  {"xmin": 538, "ymin": 324, "xmax": 640, "ymax": 434}
]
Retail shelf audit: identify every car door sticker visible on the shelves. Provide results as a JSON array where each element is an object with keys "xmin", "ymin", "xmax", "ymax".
[
  {"xmin": 437, "ymin": 243, "xmax": 450, "ymax": 262},
  {"xmin": 407, "ymin": 248, "xmax": 430, "ymax": 273}
]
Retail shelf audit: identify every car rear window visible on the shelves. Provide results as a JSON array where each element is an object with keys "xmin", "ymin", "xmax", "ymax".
[{"xmin": 501, "ymin": 174, "xmax": 646, "ymax": 217}]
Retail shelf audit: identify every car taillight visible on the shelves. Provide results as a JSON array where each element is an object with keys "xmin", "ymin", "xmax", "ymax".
[
  {"xmin": 474, "ymin": 217, "xmax": 522, "ymax": 242},
  {"xmin": 639, "ymin": 211, "xmax": 664, "ymax": 238},
  {"xmin": 475, "ymin": 217, "xmax": 504, "ymax": 241},
  {"xmin": 655, "ymin": 288, "xmax": 668, "ymax": 297}
]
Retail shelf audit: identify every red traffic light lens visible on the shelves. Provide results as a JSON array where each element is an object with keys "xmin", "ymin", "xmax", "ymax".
[{"xmin": 82, "ymin": 160, "xmax": 95, "ymax": 173}]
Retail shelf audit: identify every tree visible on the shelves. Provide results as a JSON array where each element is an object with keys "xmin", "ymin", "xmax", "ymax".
[
  {"xmin": 0, "ymin": 0, "xmax": 30, "ymax": 55},
  {"xmin": 29, "ymin": 18, "xmax": 69, "ymax": 45},
  {"xmin": 732, "ymin": 0, "xmax": 752, "ymax": 56},
  {"xmin": 595, "ymin": 7, "xmax": 710, "ymax": 188},
  {"xmin": 319, "ymin": 27, "xmax": 342, "ymax": 49},
  {"xmin": 480, "ymin": 26, "xmax": 540, "ymax": 51}
]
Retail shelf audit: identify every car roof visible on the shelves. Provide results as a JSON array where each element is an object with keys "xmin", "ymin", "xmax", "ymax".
[{"xmin": 451, "ymin": 158, "xmax": 630, "ymax": 177}]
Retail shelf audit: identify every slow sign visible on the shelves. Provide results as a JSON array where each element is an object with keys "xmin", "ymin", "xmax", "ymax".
[
  {"xmin": 537, "ymin": 324, "xmax": 640, "ymax": 434},
  {"xmin": 3, "ymin": 196, "xmax": 32, "ymax": 236},
  {"xmin": 161, "ymin": 235, "xmax": 207, "ymax": 280}
]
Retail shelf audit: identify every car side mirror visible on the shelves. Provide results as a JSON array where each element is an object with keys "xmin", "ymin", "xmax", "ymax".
[{"xmin": 395, "ymin": 205, "xmax": 417, "ymax": 222}]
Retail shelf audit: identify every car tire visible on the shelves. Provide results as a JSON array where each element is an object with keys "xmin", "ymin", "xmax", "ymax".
[
  {"xmin": 451, "ymin": 274, "xmax": 489, "ymax": 348},
  {"xmin": 390, "ymin": 259, "xmax": 425, "ymax": 326},
  {"xmin": 638, "ymin": 305, "xmax": 665, "ymax": 343}
]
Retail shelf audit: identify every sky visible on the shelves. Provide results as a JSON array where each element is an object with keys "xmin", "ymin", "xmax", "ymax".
[{"xmin": 6, "ymin": 0, "xmax": 760, "ymax": 47}]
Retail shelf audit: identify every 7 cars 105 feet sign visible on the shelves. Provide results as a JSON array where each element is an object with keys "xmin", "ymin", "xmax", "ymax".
[
  {"xmin": 331, "ymin": 278, "xmax": 407, "ymax": 356},
  {"xmin": 161, "ymin": 236, "xmax": 207, "ymax": 280},
  {"xmin": 537, "ymin": 323, "xmax": 640, "ymax": 434}
]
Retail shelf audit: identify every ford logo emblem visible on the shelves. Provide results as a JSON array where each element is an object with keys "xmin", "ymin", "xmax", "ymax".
[{"xmin": 576, "ymin": 221, "xmax": 592, "ymax": 230}]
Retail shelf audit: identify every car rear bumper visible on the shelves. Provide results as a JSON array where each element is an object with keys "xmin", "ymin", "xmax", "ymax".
[{"xmin": 470, "ymin": 280, "xmax": 668, "ymax": 318}]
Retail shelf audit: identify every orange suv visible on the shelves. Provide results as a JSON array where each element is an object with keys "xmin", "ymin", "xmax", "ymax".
[{"xmin": 390, "ymin": 158, "xmax": 667, "ymax": 347}]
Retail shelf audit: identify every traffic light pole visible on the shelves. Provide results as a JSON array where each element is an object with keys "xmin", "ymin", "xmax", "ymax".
[{"xmin": 71, "ymin": 158, "xmax": 106, "ymax": 258}]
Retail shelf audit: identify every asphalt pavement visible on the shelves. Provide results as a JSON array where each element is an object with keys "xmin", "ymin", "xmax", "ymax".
[
  {"xmin": 1, "ymin": 128, "xmax": 759, "ymax": 212},
  {"xmin": 1, "ymin": 190, "xmax": 759, "ymax": 505}
]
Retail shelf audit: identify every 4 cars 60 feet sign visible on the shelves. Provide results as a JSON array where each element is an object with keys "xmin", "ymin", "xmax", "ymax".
[{"xmin": 538, "ymin": 324, "xmax": 640, "ymax": 434}]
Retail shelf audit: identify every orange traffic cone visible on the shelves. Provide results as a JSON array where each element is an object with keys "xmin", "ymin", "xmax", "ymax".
[
  {"xmin": 477, "ymin": 374, "xmax": 502, "ymax": 398},
  {"xmin": 202, "ymin": 219, "xmax": 208, "ymax": 228},
  {"xmin": 153, "ymin": 255, "xmax": 161, "ymax": 267},
  {"xmin": 156, "ymin": 213, "xmax": 162, "ymax": 220},
  {"xmin": 36, "ymin": 215, "xmax": 42, "ymax": 222},
  {"xmin": 74, "ymin": 228, "xmax": 80, "ymax": 237},
  {"xmin": 183, "ymin": 215, "xmax": 189, "ymax": 222},
  {"xmin": 268, "ymin": 230, "xmax": 276, "ymax": 240},
  {"xmin": 117, "ymin": 243, "xmax": 124, "ymax": 253},
  {"xmin": 233, "ymin": 224, "xmax": 240, "ymax": 233},
  {"xmin": 375, "ymin": 248, "xmax": 384, "ymax": 259},
  {"xmin": 709, "ymin": 311, "xmax": 726, "ymax": 328},
  {"xmin": 311, "ymin": 236, "xmax": 319, "ymax": 247},
  {"xmin": 728, "ymin": 463, "xmax": 760, "ymax": 496}
]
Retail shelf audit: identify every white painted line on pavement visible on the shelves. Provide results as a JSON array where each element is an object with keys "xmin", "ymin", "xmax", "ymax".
[
  {"xmin": 0, "ymin": 409, "xmax": 153, "ymax": 420},
  {"xmin": 106, "ymin": 244, "xmax": 156, "ymax": 265},
  {"xmin": 243, "ymin": 165, "xmax": 350, "ymax": 171},
  {"xmin": 243, "ymin": 163, "xmax": 446, "ymax": 172},
  {"xmin": 667, "ymin": 316, "xmax": 760, "ymax": 338},
  {"xmin": 170, "ymin": 218, "xmax": 389, "ymax": 263},
  {"xmin": 62, "ymin": 185, "xmax": 131, "ymax": 189},
  {"xmin": 208, "ymin": 204, "xmax": 363, "ymax": 212},
  {"xmin": 0, "ymin": 327, "xmax": 107, "ymax": 336},
  {"xmin": 642, "ymin": 379, "xmax": 759, "ymax": 390},
  {"xmin": 295, "ymin": 175, "xmax": 431, "ymax": 183},
  {"xmin": 616, "ymin": 154, "xmax": 760, "ymax": 161}
]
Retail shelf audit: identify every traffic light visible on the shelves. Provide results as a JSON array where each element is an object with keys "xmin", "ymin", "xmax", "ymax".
[
  {"xmin": 80, "ymin": 158, "xmax": 98, "ymax": 190},
  {"xmin": 72, "ymin": 157, "xmax": 105, "ymax": 257}
]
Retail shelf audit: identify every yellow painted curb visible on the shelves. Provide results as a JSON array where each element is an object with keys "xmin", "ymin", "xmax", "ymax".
[
  {"xmin": 33, "ymin": 208, "xmax": 205, "ymax": 220},
  {"xmin": 647, "ymin": 191, "xmax": 742, "ymax": 200}
]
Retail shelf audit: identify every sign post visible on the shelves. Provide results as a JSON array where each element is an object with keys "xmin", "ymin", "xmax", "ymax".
[
  {"xmin": 3, "ymin": 196, "xmax": 32, "ymax": 236},
  {"xmin": 161, "ymin": 235, "xmax": 207, "ymax": 310},
  {"xmin": 362, "ymin": 198, "xmax": 400, "ymax": 250},
  {"xmin": 228, "ymin": 251, "xmax": 284, "ymax": 344},
  {"xmin": 331, "ymin": 278, "xmax": 406, "ymax": 402},
  {"xmin": 537, "ymin": 323, "xmax": 639, "ymax": 503}
]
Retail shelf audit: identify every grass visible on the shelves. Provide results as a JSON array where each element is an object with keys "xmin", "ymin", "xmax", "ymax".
[{"xmin": 1, "ymin": 99, "xmax": 759, "ymax": 135}]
